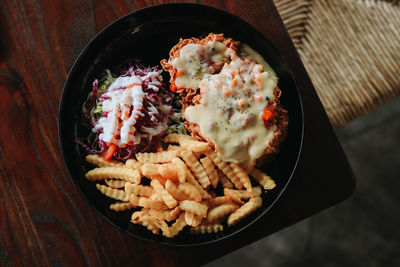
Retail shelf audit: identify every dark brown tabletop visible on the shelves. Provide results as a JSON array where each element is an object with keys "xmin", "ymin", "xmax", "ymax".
[{"xmin": 0, "ymin": 0, "xmax": 355, "ymax": 266}]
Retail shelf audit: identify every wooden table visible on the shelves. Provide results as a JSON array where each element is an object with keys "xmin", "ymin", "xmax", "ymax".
[{"xmin": 0, "ymin": 0, "xmax": 355, "ymax": 266}]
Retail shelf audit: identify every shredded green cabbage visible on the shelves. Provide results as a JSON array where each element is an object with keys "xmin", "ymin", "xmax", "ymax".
[{"xmin": 82, "ymin": 70, "xmax": 115, "ymax": 126}]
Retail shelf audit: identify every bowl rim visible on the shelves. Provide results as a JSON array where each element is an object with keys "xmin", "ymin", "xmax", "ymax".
[{"xmin": 58, "ymin": 2, "xmax": 304, "ymax": 246}]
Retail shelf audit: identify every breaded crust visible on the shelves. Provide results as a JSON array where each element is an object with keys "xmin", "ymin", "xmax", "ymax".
[{"xmin": 161, "ymin": 33, "xmax": 288, "ymax": 159}]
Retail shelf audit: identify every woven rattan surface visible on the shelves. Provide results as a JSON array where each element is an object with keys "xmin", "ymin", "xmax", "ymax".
[{"xmin": 274, "ymin": 0, "xmax": 400, "ymax": 127}]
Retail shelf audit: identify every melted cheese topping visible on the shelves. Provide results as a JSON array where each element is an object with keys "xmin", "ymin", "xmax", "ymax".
[
  {"xmin": 170, "ymin": 41, "xmax": 234, "ymax": 89},
  {"xmin": 177, "ymin": 43, "xmax": 278, "ymax": 166},
  {"xmin": 240, "ymin": 44, "xmax": 276, "ymax": 80}
]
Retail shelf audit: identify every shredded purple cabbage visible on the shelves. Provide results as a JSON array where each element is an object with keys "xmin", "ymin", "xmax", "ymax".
[
  {"xmin": 75, "ymin": 136, "xmax": 107, "ymax": 155},
  {"xmin": 77, "ymin": 62, "xmax": 173, "ymax": 161},
  {"xmin": 85, "ymin": 79, "xmax": 98, "ymax": 110}
]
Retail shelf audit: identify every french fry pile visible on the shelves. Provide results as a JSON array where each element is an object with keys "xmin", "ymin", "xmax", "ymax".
[{"xmin": 84, "ymin": 134, "xmax": 276, "ymax": 238}]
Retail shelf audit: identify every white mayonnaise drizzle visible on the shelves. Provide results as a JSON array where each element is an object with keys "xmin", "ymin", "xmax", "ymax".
[{"xmin": 94, "ymin": 72, "xmax": 166, "ymax": 147}]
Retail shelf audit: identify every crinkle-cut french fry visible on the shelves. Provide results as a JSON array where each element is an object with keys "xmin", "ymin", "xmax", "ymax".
[
  {"xmin": 136, "ymin": 150, "xmax": 177, "ymax": 163},
  {"xmin": 181, "ymin": 151, "xmax": 211, "ymax": 189},
  {"xmin": 171, "ymin": 157, "xmax": 187, "ymax": 183},
  {"xmin": 224, "ymin": 187, "xmax": 262, "ymax": 200},
  {"xmin": 153, "ymin": 213, "xmax": 187, "ymax": 238},
  {"xmin": 249, "ymin": 169, "xmax": 276, "ymax": 190},
  {"xmin": 208, "ymin": 152, "xmax": 243, "ymax": 189},
  {"xmin": 129, "ymin": 195, "xmax": 164, "ymax": 209},
  {"xmin": 96, "ymin": 184, "xmax": 128, "ymax": 201},
  {"xmin": 168, "ymin": 213, "xmax": 187, "ymax": 237},
  {"xmin": 142, "ymin": 163, "xmax": 167, "ymax": 185},
  {"xmin": 85, "ymin": 154, "xmax": 124, "ymax": 167},
  {"xmin": 125, "ymin": 182, "xmax": 134, "ymax": 197},
  {"xmin": 190, "ymin": 224, "xmax": 223, "ymax": 234},
  {"xmin": 224, "ymin": 186, "xmax": 262, "ymax": 200},
  {"xmin": 200, "ymin": 157, "xmax": 219, "ymax": 189},
  {"xmin": 186, "ymin": 171, "xmax": 211, "ymax": 199},
  {"xmin": 125, "ymin": 159, "xmax": 142, "ymax": 173},
  {"xmin": 153, "ymin": 218, "xmax": 169, "ymax": 236},
  {"xmin": 224, "ymin": 188, "xmax": 244, "ymax": 205},
  {"xmin": 141, "ymin": 218, "xmax": 160, "ymax": 235},
  {"xmin": 105, "ymin": 179, "xmax": 126, "ymax": 189},
  {"xmin": 155, "ymin": 176, "xmax": 167, "ymax": 186},
  {"xmin": 159, "ymin": 163, "xmax": 179, "ymax": 183},
  {"xmin": 149, "ymin": 192, "xmax": 162, "ymax": 201},
  {"xmin": 151, "ymin": 179, "xmax": 178, "ymax": 209},
  {"xmin": 169, "ymin": 206, "xmax": 182, "ymax": 220},
  {"xmin": 163, "ymin": 133, "xmax": 192, "ymax": 143},
  {"xmin": 252, "ymin": 186, "xmax": 262, "ymax": 197},
  {"xmin": 141, "ymin": 163, "xmax": 160, "ymax": 177},
  {"xmin": 180, "ymin": 200, "xmax": 208, "ymax": 218},
  {"xmin": 167, "ymin": 145, "xmax": 182, "ymax": 157},
  {"xmin": 167, "ymin": 145, "xmax": 181, "ymax": 151},
  {"xmin": 141, "ymin": 163, "xmax": 167, "ymax": 185},
  {"xmin": 178, "ymin": 183, "xmax": 202, "ymax": 202},
  {"xmin": 230, "ymin": 163, "xmax": 253, "ymax": 193},
  {"xmin": 227, "ymin": 197, "xmax": 263, "ymax": 226},
  {"xmin": 216, "ymin": 169, "xmax": 234, "ymax": 189},
  {"xmin": 149, "ymin": 206, "xmax": 181, "ymax": 222},
  {"xmin": 85, "ymin": 167, "xmax": 141, "ymax": 184},
  {"xmin": 150, "ymin": 195, "xmax": 171, "ymax": 210},
  {"xmin": 164, "ymin": 180, "xmax": 189, "ymax": 201},
  {"xmin": 131, "ymin": 212, "xmax": 160, "ymax": 235},
  {"xmin": 207, "ymin": 196, "xmax": 233, "ymax": 207},
  {"xmin": 131, "ymin": 211, "xmax": 148, "ymax": 223},
  {"xmin": 206, "ymin": 203, "xmax": 239, "ymax": 223},
  {"xmin": 185, "ymin": 212, "xmax": 203, "ymax": 227},
  {"xmin": 109, "ymin": 201, "xmax": 134, "ymax": 211},
  {"xmin": 224, "ymin": 189, "xmax": 246, "ymax": 201},
  {"xmin": 124, "ymin": 182, "xmax": 154, "ymax": 198},
  {"xmin": 193, "ymin": 152, "xmax": 203, "ymax": 160},
  {"xmin": 179, "ymin": 138, "xmax": 211, "ymax": 153}
]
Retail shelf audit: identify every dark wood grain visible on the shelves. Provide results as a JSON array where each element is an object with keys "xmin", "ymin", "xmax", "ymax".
[{"xmin": 0, "ymin": 0, "xmax": 355, "ymax": 266}]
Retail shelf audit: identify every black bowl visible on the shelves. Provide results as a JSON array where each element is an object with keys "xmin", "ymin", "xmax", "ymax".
[{"xmin": 59, "ymin": 3, "xmax": 303, "ymax": 246}]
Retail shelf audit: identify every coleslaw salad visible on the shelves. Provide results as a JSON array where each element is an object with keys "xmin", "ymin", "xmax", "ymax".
[{"xmin": 77, "ymin": 62, "xmax": 184, "ymax": 161}]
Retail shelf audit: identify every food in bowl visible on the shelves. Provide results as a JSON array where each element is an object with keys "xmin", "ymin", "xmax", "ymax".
[
  {"xmin": 79, "ymin": 34, "xmax": 285, "ymax": 238},
  {"xmin": 161, "ymin": 33, "xmax": 288, "ymax": 168},
  {"xmin": 78, "ymin": 62, "xmax": 175, "ymax": 160}
]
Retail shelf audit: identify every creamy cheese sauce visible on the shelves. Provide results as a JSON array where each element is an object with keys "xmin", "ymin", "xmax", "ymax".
[
  {"xmin": 170, "ymin": 41, "xmax": 235, "ymax": 89},
  {"xmin": 240, "ymin": 44, "xmax": 276, "ymax": 80},
  {"xmin": 94, "ymin": 72, "xmax": 167, "ymax": 147},
  {"xmin": 181, "ymin": 43, "xmax": 278, "ymax": 166}
]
